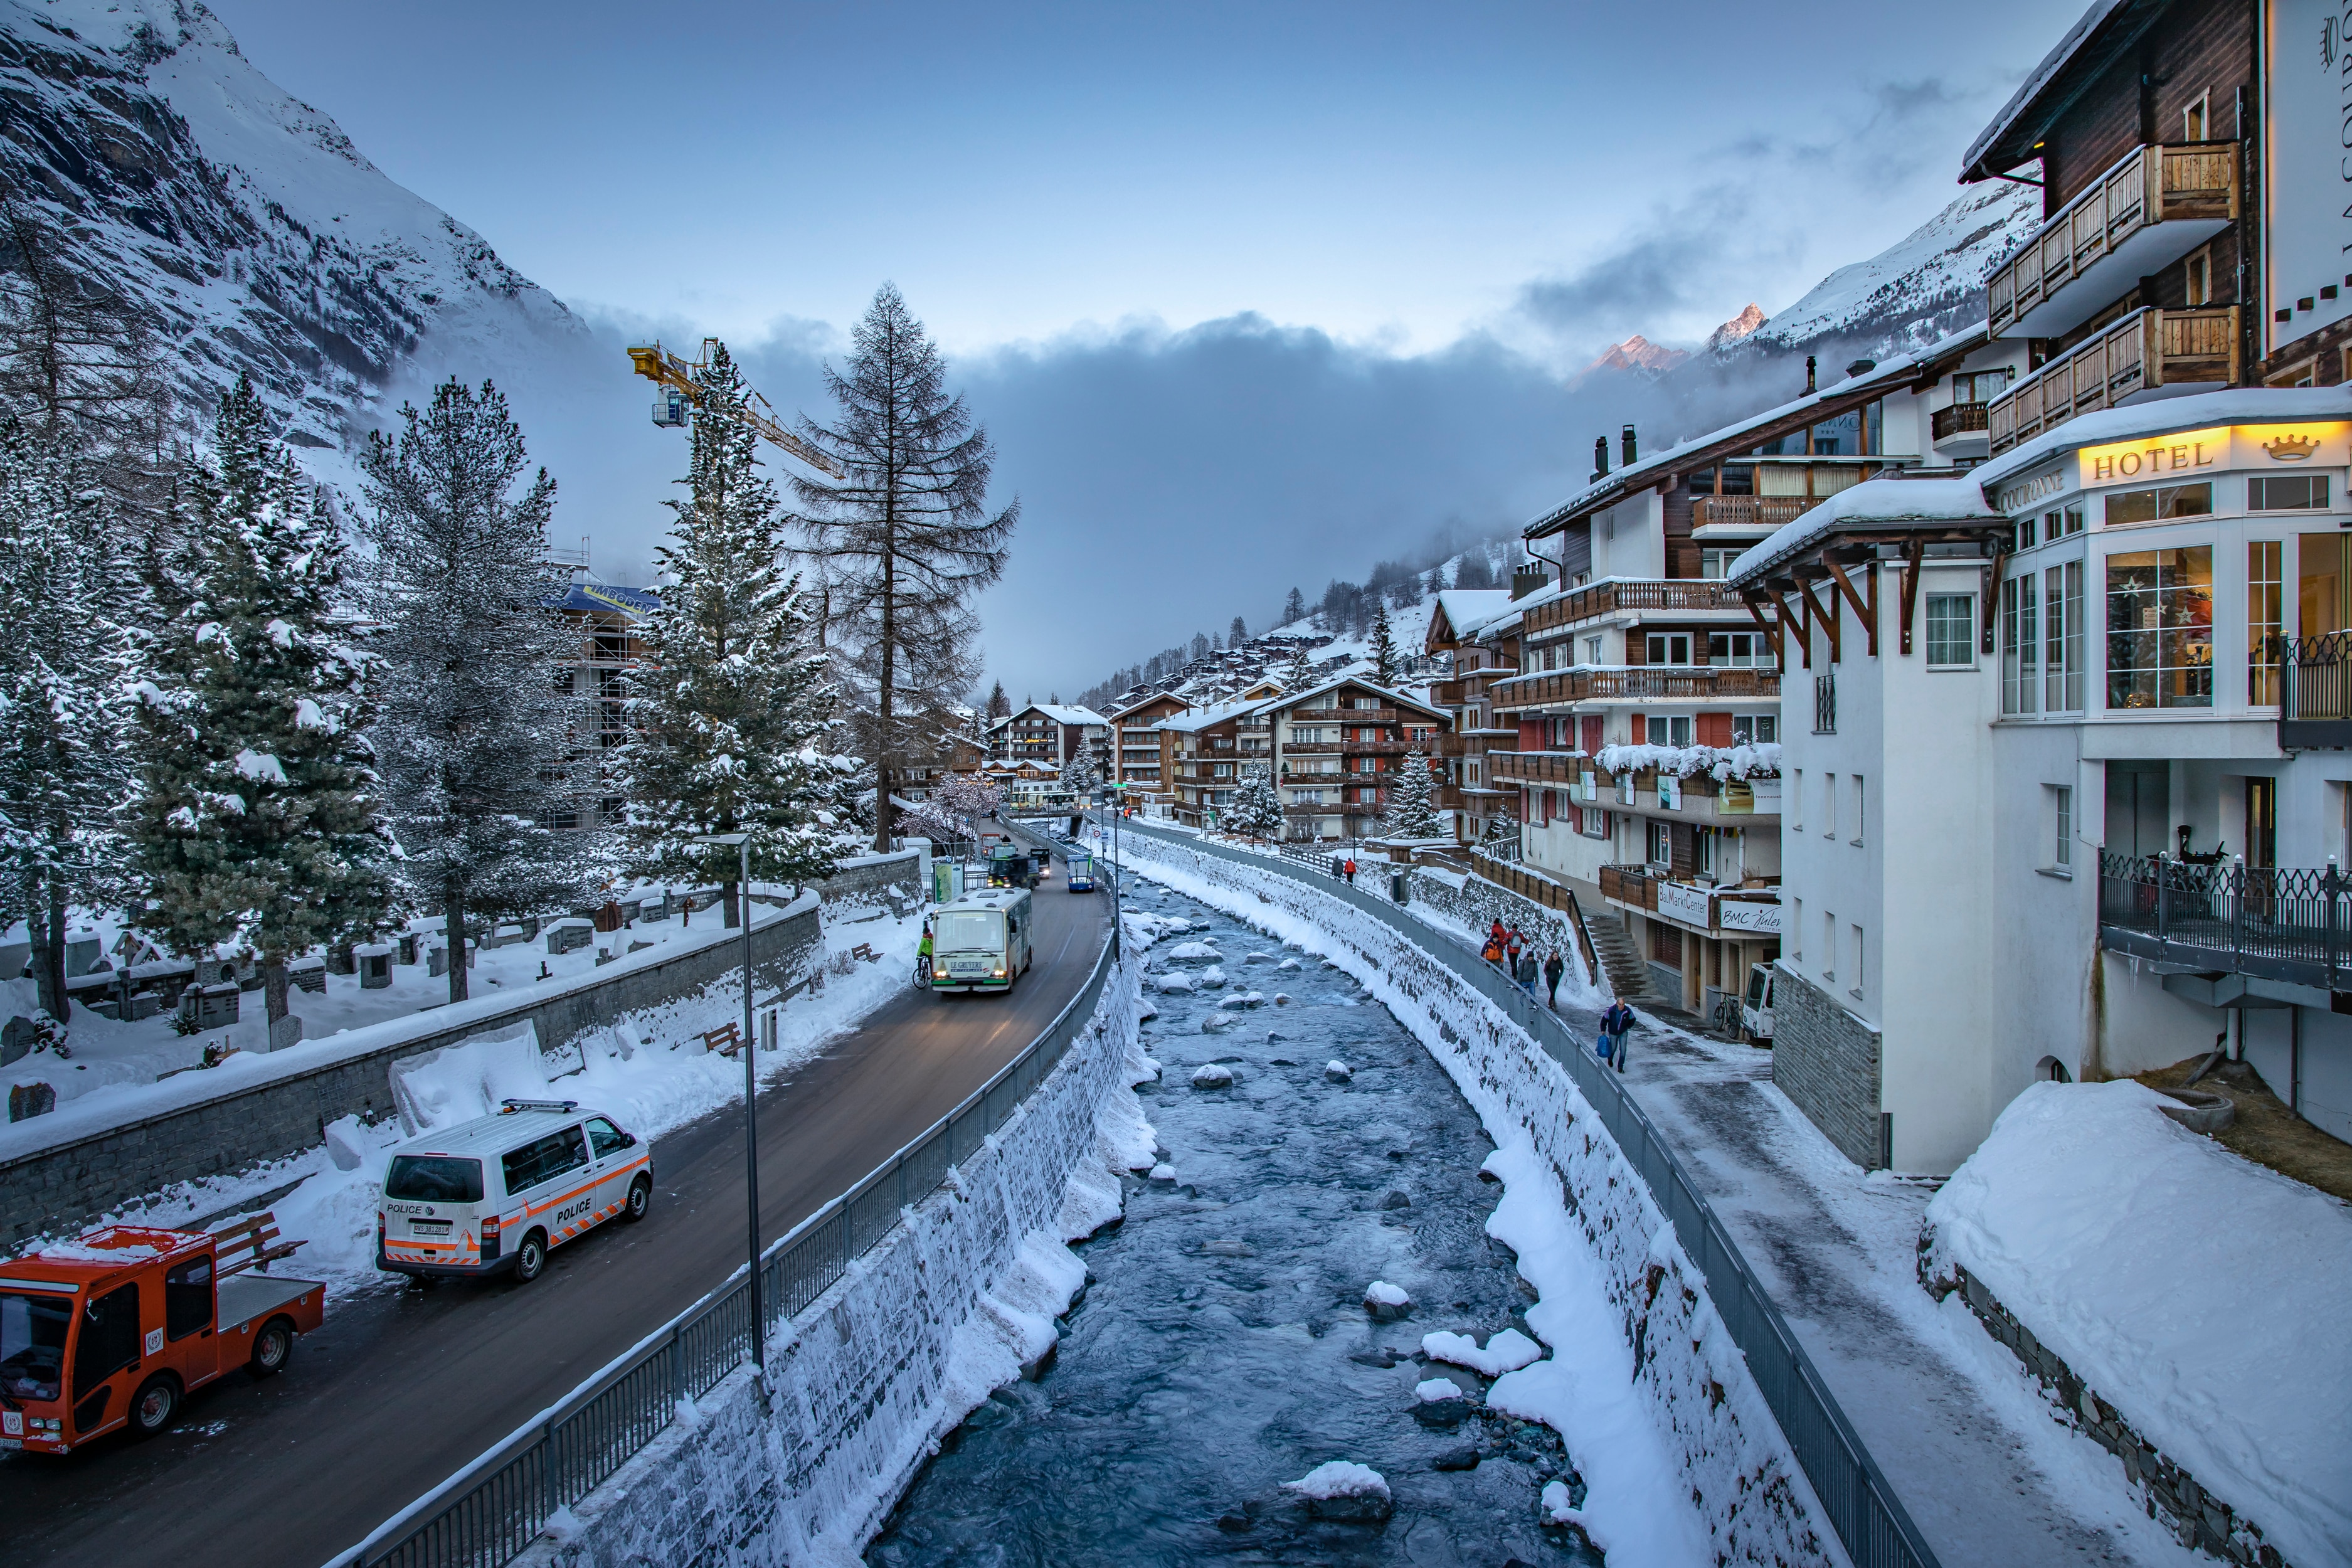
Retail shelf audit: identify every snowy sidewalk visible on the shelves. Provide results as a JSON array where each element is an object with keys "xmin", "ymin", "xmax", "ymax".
[{"xmin": 1602, "ymin": 1014, "xmax": 2201, "ymax": 1568}]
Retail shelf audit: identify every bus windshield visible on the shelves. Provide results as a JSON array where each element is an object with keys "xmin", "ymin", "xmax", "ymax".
[
  {"xmin": 935, "ymin": 911, "xmax": 1004, "ymax": 953},
  {"xmin": 1, "ymin": 1291, "xmax": 70, "ymax": 1404},
  {"xmin": 386, "ymin": 1155, "xmax": 486, "ymax": 1204}
]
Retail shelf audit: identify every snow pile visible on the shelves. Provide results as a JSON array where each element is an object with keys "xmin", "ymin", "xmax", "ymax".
[
  {"xmin": 1414, "ymin": 1376, "xmax": 1466, "ymax": 1404},
  {"xmin": 1594, "ymin": 741, "xmax": 1783, "ymax": 781},
  {"xmin": 1190, "ymin": 1062, "xmax": 1235, "ymax": 1089},
  {"xmin": 1281, "ymin": 1459, "xmax": 1389, "ymax": 1501},
  {"xmin": 1164, "ymin": 941, "xmax": 1222, "ymax": 964},
  {"xmin": 1922, "ymin": 1081, "xmax": 2352, "ymax": 1568},
  {"xmin": 1106, "ymin": 823, "xmax": 1835, "ymax": 1567},
  {"xmin": 1540, "ymin": 1480, "xmax": 1611, "ymax": 1552},
  {"xmin": 1422, "ymin": 1327, "xmax": 1544, "ymax": 1377},
  {"xmin": 386, "ymin": 1020, "xmax": 550, "ymax": 1135}
]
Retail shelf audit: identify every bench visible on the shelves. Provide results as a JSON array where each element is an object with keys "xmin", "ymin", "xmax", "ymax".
[
  {"xmin": 849, "ymin": 943, "xmax": 880, "ymax": 964},
  {"xmin": 210, "ymin": 1210, "xmax": 307, "ymax": 1277},
  {"xmin": 700, "ymin": 1023, "xmax": 744, "ymax": 1058}
]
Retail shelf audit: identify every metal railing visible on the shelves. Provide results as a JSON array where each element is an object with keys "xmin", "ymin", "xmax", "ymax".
[
  {"xmin": 1102, "ymin": 815, "xmax": 1941, "ymax": 1568},
  {"xmin": 338, "ymin": 914, "xmax": 1121, "ymax": 1568},
  {"xmin": 2098, "ymin": 850, "xmax": 2351, "ymax": 993}
]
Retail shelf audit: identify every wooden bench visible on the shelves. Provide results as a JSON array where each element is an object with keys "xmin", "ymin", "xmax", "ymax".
[
  {"xmin": 210, "ymin": 1210, "xmax": 306, "ymax": 1278},
  {"xmin": 849, "ymin": 943, "xmax": 880, "ymax": 965},
  {"xmin": 700, "ymin": 1022, "xmax": 744, "ymax": 1058}
]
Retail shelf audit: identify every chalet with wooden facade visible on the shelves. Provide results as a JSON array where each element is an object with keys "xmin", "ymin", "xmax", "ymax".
[{"xmin": 1163, "ymin": 676, "xmax": 1450, "ymax": 837}]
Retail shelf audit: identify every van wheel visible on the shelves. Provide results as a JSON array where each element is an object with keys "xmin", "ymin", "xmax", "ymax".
[
  {"xmin": 512, "ymin": 1229, "xmax": 549, "ymax": 1283},
  {"xmin": 129, "ymin": 1374, "xmax": 180, "ymax": 1438},
  {"xmin": 248, "ymin": 1316, "xmax": 294, "ymax": 1379},
  {"xmin": 623, "ymin": 1174, "xmax": 653, "ymax": 1222}
]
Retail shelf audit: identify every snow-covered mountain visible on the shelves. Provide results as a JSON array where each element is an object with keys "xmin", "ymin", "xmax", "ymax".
[
  {"xmin": 0, "ymin": 0, "xmax": 645, "ymax": 511},
  {"xmin": 1576, "ymin": 334, "xmax": 1689, "ymax": 382}
]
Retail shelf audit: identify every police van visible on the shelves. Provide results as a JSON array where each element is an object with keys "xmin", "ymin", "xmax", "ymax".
[{"xmin": 376, "ymin": 1099, "xmax": 652, "ymax": 1284}]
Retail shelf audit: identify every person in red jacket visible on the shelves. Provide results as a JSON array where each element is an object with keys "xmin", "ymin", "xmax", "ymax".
[{"xmin": 1343, "ymin": 857, "xmax": 1357, "ymax": 884}]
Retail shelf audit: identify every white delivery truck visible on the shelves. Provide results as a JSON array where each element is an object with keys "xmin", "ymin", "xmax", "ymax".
[
  {"xmin": 376, "ymin": 1099, "xmax": 653, "ymax": 1284},
  {"xmin": 928, "ymin": 887, "xmax": 1034, "ymax": 994}
]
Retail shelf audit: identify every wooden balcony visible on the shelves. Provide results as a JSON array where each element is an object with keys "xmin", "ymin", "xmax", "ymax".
[
  {"xmin": 1522, "ymin": 580, "xmax": 1747, "ymax": 637},
  {"xmin": 1931, "ymin": 401, "xmax": 1990, "ymax": 443},
  {"xmin": 1989, "ymin": 305, "xmax": 2240, "ymax": 456},
  {"xmin": 1487, "ymin": 751, "xmax": 1584, "ymax": 785},
  {"xmin": 1491, "ymin": 665, "xmax": 1782, "ymax": 711},
  {"xmin": 1988, "ymin": 140, "xmax": 2238, "ymax": 341},
  {"xmin": 1288, "ymin": 706, "xmax": 1399, "ymax": 725},
  {"xmin": 1690, "ymin": 495, "xmax": 1813, "ymax": 533},
  {"xmin": 1599, "ymin": 864, "xmax": 1658, "ymax": 911}
]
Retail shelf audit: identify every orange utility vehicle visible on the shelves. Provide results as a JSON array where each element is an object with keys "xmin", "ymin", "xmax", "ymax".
[{"xmin": 0, "ymin": 1214, "xmax": 322, "ymax": 1454}]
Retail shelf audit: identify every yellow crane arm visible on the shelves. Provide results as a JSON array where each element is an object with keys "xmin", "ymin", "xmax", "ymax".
[{"xmin": 627, "ymin": 340, "xmax": 845, "ymax": 479}]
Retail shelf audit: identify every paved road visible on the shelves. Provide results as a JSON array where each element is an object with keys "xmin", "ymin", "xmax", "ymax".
[{"xmin": 0, "ymin": 846, "xmax": 1112, "ymax": 1568}]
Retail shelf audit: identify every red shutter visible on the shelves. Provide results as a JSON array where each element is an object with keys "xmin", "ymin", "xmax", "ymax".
[
  {"xmin": 1580, "ymin": 716, "xmax": 1603, "ymax": 755},
  {"xmin": 1519, "ymin": 719, "xmax": 1544, "ymax": 750},
  {"xmin": 1697, "ymin": 712, "xmax": 1734, "ymax": 748}
]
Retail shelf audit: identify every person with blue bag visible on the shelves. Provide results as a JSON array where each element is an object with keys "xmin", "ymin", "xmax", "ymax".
[{"xmin": 1596, "ymin": 999, "xmax": 1636, "ymax": 1069}]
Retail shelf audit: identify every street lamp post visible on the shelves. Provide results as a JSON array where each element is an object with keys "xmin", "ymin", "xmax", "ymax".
[{"xmin": 695, "ymin": 832, "xmax": 760, "ymax": 1376}]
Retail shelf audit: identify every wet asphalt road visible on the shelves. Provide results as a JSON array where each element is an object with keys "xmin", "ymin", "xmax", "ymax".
[{"xmin": 0, "ymin": 848, "xmax": 1110, "ymax": 1568}]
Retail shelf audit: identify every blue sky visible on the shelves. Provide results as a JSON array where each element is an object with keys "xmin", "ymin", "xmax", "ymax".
[{"xmin": 213, "ymin": 0, "xmax": 2070, "ymax": 700}]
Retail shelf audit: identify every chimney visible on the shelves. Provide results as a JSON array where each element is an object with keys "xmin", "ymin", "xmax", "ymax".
[
  {"xmin": 1804, "ymin": 355, "xmax": 1818, "ymax": 394},
  {"xmin": 1591, "ymin": 436, "xmax": 1609, "ymax": 482},
  {"xmin": 1511, "ymin": 563, "xmax": 1549, "ymax": 601},
  {"xmin": 1621, "ymin": 424, "xmax": 1638, "ymax": 467},
  {"xmin": 1846, "ymin": 358, "xmax": 1876, "ymax": 379}
]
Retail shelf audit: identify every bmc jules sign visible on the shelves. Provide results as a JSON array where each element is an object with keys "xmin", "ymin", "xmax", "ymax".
[{"xmin": 2264, "ymin": 1, "xmax": 2352, "ymax": 355}]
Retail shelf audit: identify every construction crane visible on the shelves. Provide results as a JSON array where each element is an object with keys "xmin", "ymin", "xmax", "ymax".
[{"xmin": 626, "ymin": 338, "xmax": 845, "ymax": 478}]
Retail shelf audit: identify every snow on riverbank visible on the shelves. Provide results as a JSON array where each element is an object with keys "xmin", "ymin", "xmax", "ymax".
[
  {"xmin": 1924, "ymin": 1081, "xmax": 2352, "ymax": 1568},
  {"xmin": 1106, "ymin": 832, "xmax": 1837, "ymax": 1567},
  {"xmin": 68, "ymin": 909, "xmax": 924, "ymax": 1298}
]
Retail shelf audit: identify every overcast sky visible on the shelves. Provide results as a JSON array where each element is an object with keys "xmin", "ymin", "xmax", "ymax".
[{"xmin": 212, "ymin": 0, "xmax": 2070, "ymax": 702}]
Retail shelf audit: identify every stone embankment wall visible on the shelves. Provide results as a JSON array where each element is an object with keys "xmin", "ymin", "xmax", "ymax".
[
  {"xmin": 519, "ymin": 941, "xmax": 1148, "ymax": 1568},
  {"xmin": 1111, "ymin": 832, "xmax": 1841, "ymax": 1568},
  {"xmin": 1768, "ymin": 967, "xmax": 1885, "ymax": 1170},
  {"xmin": 1, "ymin": 853, "xmax": 921, "ymax": 1245}
]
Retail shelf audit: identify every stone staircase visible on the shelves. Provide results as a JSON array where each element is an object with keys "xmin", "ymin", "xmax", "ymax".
[{"xmin": 1582, "ymin": 908, "xmax": 1665, "ymax": 1005}]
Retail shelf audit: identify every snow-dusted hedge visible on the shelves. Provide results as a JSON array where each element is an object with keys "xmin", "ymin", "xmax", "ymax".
[
  {"xmin": 1592, "ymin": 741, "xmax": 1783, "ymax": 781},
  {"xmin": 522, "ymin": 941, "xmax": 1150, "ymax": 1568},
  {"xmin": 1106, "ymin": 830, "xmax": 1840, "ymax": 1567}
]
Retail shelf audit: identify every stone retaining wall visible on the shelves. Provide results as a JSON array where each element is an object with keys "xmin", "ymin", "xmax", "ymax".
[
  {"xmin": 519, "ymin": 941, "xmax": 1144, "ymax": 1567},
  {"xmin": 1923, "ymin": 1259, "xmax": 2293, "ymax": 1568},
  {"xmin": 1767, "ymin": 967, "xmax": 1883, "ymax": 1169},
  {"xmin": 3, "ymin": 853, "xmax": 922, "ymax": 1245}
]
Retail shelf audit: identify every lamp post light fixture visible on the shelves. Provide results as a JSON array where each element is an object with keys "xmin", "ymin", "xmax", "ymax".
[{"xmin": 693, "ymin": 831, "xmax": 762, "ymax": 1375}]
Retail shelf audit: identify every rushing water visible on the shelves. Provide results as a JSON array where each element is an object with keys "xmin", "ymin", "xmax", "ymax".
[{"xmin": 867, "ymin": 884, "xmax": 1601, "ymax": 1567}]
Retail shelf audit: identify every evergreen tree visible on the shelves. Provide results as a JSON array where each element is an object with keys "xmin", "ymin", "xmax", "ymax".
[
  {"xmin": 129, "ymin": 378, "xmax": 396, "ymax": 1031},
  {"xmin": 1228, "ymin": 614, "xmax": 1248, "ymax": 647},
  {"xmin": 618, "ymin": 344, "xmax": 841, "ymax": 920},
  {"xmin": 792, "ymin": 284, "xmax": 1017, "ymax": 852},
  {"xmin": 1224, "ymin": 762, "xmax": 1285, "ymax": 839},
  {"xmin": 1369, "ymin": 605, "xmax": 1399, "ymax": 686},
  {"xmin": 986, "ymin": 679, "xmax": 1010, "ymax": 719},
  {"xmin": 1061, "ymin": 746, "xmax": 1100, "ymax": 802},
  {"xmin": 1281, "ymin": 586, "xmax": 1306, "ymax": 627},
  {"xmin": 357, "ymin": 378, "xmax": 595, "ymax": 1005},
  {"xmin": 1380, "ymin": 751, "xmax": 1441, "ymax": 839},
  {"xmin": 0, "ymin": 416, "xmax": 139, "ymax": 1021},
  {"xmin": 1282, "ymin": 640, "xmax": 1315, "ymax": 692}
]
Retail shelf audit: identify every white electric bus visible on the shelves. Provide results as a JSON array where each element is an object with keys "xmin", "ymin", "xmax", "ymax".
[{"xmin": 929, "ymin": 887, "xmax": 1034, "ymax": 994}]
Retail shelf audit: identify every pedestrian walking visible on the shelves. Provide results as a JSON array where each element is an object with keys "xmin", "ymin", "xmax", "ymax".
[
  {"xmin": 1505, "ymin": 928, "xmax": 1523, "ymax": 969},
  {"xmin": 1513, "ymin": 948, "xmax": 1540, "ymax": 997},
  {"xmin": 1596, "ymin": 1000, "xmax": 1636, "ymax": 1071},
  {"xmin": 1481, "ymin": 934, "xmax": 1505, "ymax": 967},
  {"xmin": 1343, "ymin": 856, "xmax": 1357, "ymax": 885},
  {"xmin": 1543, "ymin": 949, "xmax": 1565, "ymax": 1009}
]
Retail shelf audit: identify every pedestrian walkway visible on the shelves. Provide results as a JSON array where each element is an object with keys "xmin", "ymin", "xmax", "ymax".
[{"xmin": 1601, "ymin": 1014, "xmax": 2200, "ymax": 1568}]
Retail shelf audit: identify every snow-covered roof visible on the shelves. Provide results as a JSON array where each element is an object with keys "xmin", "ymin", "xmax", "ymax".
[
  {"xmin": 1011, "ymin": 704, "xmax": 1107, "ymax": 726},
  {"xmin": 1524, "ymin": 322, "xmax": 1992, "ymax": 539},
  {"xmin": 1431, "ymin": 589, "xmax": 1517, "ymax": 642},
  {"xmin": 1959, "ymin": 0, "xmax": 2138, "ymax": 181},
  {"xmin": 1727, "ymin": 478, "xmax": 2004, "ymax": 585},
  {"xmin": 1972, "ymin": 387, "xmax": 2352, "ymax": 490},
  {"xmin": 1158, "ymin": 701, "xmax": 1261, "ymax": 735},
  {"xmin": 1261, "ymin": 674, "xmax": 1449, "ymax": 721}
]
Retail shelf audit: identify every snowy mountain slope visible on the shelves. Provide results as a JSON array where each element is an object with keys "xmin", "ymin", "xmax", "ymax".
[
  {"xmin": 0, "ymin": 0, "xmax": 610, "ymax": 494},
  {"xmin": 1752, "ymin": 179, "xmax": 2038, "ymax": 356}
]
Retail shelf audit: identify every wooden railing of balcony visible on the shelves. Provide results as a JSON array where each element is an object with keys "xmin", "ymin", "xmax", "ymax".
[
  {"xmin": 1690, "ymin": 495, "xmax": 1816, "ymax": 532},
  {"xmin": 1491, "ymin": 666, "xmax": 1781, "ymax": 710},
  {"xmin": 1989, "ymin": 305, "xmax": 2240, "ymax": 455},
  {"xmin": 1522, "ymin": 580, "xmax": 1745, "ymax": 637},
  {"xmin": 1599, "ymin": 864, "xmax": 1658, "ymax": 911},
  {"xmin": 1931, "ymin": 401, "xmax": 1990, "ymax": 441},
  {"xmin": 1488, "ymin": 751, "xmax": 1582, "ymax": 785},
  {"xmin": 1987, "ymin": 140, "xmax": 2239, "ymax": 336}
]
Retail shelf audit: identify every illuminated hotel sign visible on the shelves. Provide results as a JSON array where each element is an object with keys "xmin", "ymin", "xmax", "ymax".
[{"xmin": 2075, "ymin": 424, "xmax": 2349, "ymax": 489}]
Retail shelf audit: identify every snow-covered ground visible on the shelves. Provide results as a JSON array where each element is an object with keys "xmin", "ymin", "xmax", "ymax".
[
  {"xmin": 1924, "ymin": 1083, "xmax": 2352, "ymax": 1568},
  {"xmin": 47, "ymin": 907, "xmax": 923, "ymax": 1301},
  {"xmin": 3, "ymin": 892, "xmax": 769, "ymax": 1116},
  {"xmin": 1603, "ymin": 1017, "xmax": 2211, "ymax": 1568}
]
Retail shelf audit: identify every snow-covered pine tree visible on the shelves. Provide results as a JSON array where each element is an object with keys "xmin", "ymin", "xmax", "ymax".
[
  {"xmin": 1228, "ymin": 614, "xmax": 1248, "ymax": 647},
  {"xmin": 129, "ymin": 377, "xmax": 396, "ymax": 1032},
  {"xmin": 1281, "ymin": 586, "xmax": 1306, "ymax": 627},
  {"xmin": 357, "ymin": 378, "xmax": 596, "ymax": 1005},
  {"xmin": 1380, "ymin": 750, "xmax": 1441, "ymax": 839},
  {"xmin": 986, "ymin": 680, "xmax": 1010, "ymax": 719},
  {"xmin": 1281, "ymin": 640, "xmax": 1315, "ymax": 692},
  {"xmin": 0, "ymin": 416, "xmax": 140, "ymax": 1022},
  {"xmin": 1061, "ymin": 746, "xmax": 1100, "ymax": 802},
  {"xmin": 1224, "ymin": 762, "xmax": 1285, "ymax": 839},
  {"xmin": 617, "ymin": 344, "xmax": 841, "ymax": 921},
  {"xmin": 1370, "ymin": 605, "xmax": 1399, "ymax": 686}
]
